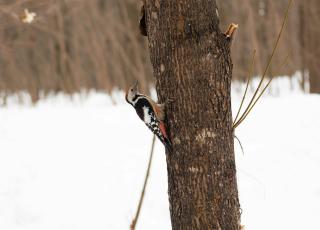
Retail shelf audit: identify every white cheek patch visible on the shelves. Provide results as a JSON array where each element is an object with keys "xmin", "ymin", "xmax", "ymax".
[
  {"xmin": 143, "ymin": 106, "xmax": 151, "ymax": 124},
  {"xmin": 131, "ymin": 95, "xmax": 138, "ymax": 106}
]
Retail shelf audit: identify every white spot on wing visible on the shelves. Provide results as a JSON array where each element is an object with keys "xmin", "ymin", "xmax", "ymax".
[{"xmin": 143, "ymin": 106, "xmax": 151, "ymax": 124}]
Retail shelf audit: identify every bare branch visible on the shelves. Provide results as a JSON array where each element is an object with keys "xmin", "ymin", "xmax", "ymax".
[
  {"xmin": 233, "ymin": 50, "xmax": 256, "ymax": 126},
  {"xmin": 130, "ymin": 135, "xmax": 156, "ymax": 230},
  {"xmin": 235, "ymin": 54, "xmax": 290, "ymax": 127},
  {"xmin": 233, "ymin": 0, "xmax": 293, "ymax": 129}
]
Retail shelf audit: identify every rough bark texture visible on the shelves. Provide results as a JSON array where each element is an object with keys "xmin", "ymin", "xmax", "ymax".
[{"xmin": 145, "ymin": 0, "xmax": 240, "ymax": 229}]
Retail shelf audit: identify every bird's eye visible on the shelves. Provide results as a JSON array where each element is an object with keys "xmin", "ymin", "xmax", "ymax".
[{"xmin": 131, "ymin": 89, "xmax": 133, "ymax": 91}]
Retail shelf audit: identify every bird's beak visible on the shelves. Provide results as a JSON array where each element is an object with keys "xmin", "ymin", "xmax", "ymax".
[{"xmin": 132, "ymin": 80, "xmax": 139, "ymax": 93}]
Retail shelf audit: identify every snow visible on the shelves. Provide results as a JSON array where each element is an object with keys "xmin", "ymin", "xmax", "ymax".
[{"xmin": 0, "ymin": 77, "xmax": 319, "ymax": 230}]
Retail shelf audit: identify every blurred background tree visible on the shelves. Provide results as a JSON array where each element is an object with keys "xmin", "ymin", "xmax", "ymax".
[{"xmin": 0, "ymin": 0, "xmax": 319, "ymax": 104}]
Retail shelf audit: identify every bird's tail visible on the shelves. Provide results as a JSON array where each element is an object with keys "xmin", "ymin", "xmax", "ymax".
[
  {"xmin": 158, "ymin": 121, "xmax": 172, "ymax": 153},
  {"xmin": 163, "ymin": 137, "xmax": 173, "ymax": 154}
]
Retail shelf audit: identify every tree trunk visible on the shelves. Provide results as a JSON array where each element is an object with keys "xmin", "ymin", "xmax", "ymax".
[
  {"xmin": 145, "ymin": 0, "xmax": 241, "ymax": 229},
  {"xmin": 303, "ymin": 0, "xmax": 320, "ymax": 94},
  {"xmin": 309, "ymin": 67, "xmax": 320, "ymax": 94},
  {"xmin": 299, "ymin": 2, "xmax": 307, "ymax": 92}
]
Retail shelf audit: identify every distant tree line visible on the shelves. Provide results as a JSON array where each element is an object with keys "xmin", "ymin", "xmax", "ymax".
[
  {"xmin": 218, "ymin": 0, "xmax": 320, "ymax": 93},
  {"xmin": 0, "ymin": 0, "xmax": 319, "ymax": 104},
  {"xmin": 0, "ymin": 0, "xmax": 151, "ymax": 103}
]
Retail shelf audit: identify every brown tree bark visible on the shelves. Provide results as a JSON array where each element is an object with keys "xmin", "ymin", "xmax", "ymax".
[
  {"xmin": 145, "ymin": 0, "xmax": 241, "ymax": 229},
  {"xmin": 304, "ymin": 0, "xmax": 320, "ymax": 94}
]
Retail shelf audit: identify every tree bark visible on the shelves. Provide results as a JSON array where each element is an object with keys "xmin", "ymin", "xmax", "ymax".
[
  {"xmin": 145, "ymin": 0, "xmax": 241, "ymax": 229},
  {"xmin": 303, "ymin": 0, "xmax": 320, "ymax": 94}
]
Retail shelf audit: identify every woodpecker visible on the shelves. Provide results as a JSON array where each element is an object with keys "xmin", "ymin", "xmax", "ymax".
[{"xmin": 125, "ymin": 81, "xmax": 172, "ymax": 153}]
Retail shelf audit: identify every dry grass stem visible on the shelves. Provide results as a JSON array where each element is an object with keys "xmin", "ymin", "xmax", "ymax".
[
  {"xmin": 233, "ymin": 0, "xmax": 293, "ymax": 129},
  {"xmin": 130, "ymin": 135, "xmax": 156, "ymax": 230}
]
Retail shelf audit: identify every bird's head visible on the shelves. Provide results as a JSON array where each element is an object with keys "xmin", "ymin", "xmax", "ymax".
[{"xmin": 125, "ymin": 81, "xmax": 139, "ymax": 105}]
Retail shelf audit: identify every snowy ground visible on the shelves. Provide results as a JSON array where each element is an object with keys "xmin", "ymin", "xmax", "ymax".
[{"xmin": 0, "ymin": 77, "xmax": 319, "ymax": 230}]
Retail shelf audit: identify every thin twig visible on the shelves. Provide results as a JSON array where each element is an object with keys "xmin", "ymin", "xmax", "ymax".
[
  {"xmin": 233, "ymin": 50, "xmax": 256, "ymax": 126},
  {"xmin": 233, "ymin": 0, "xmax": 292, "ymax": 129},
  {"xmin": 130, "ymin": 135, "xmax": 156, "ymax": 230},
  {"xmin": 235, "ymin": 54, "xmax": 290, "ymax": 127},
  {"xmin": 234, "ymin": 135, "xmax": 245, "ymax": 155}
]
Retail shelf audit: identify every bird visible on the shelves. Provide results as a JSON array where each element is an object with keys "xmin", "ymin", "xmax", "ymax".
[
  {"xmin": 125, "ymin": 81, "xmax": 172, "ymax": 153},
  {"xmin": 21, "ymin": 9, "xmax": 36, "ymax": 24}
]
